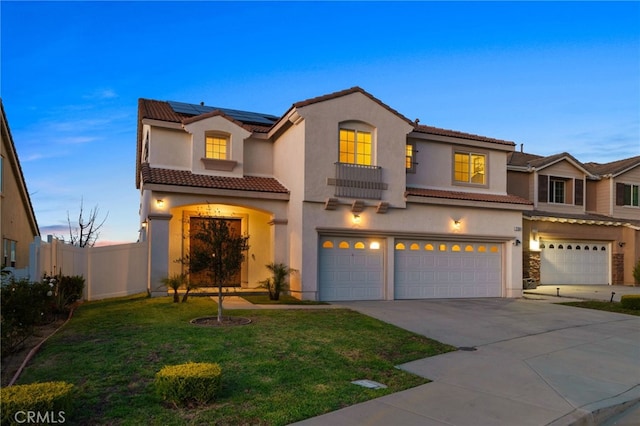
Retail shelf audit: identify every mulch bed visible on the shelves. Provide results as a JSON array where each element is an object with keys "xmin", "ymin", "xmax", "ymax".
[{"xmin": 190, "ymin": 316, "xmax": 252, "ymax": 327}]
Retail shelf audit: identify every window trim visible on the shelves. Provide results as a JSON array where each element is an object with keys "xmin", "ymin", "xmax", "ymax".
[
  {"xmin": 338, "ymin": 121, "xmax": 375, "ymax": 166},
  {"xmin": 405, "ymin": 142, "xmax": 416, "ymax": 173},
  {"xmin": 623, "ymin": 183, "xmax": 640, "ymax": 207},
  {"xmin": 205, "ymin": 132, "xmax": 230, "ymax": 160},
  {"xmin": 452, "ymin": 149, "xmax": 488, "ymax": 187},
  {"xmin": 549, "ymin": 178, "xmax": 566, "ymax": 204}
]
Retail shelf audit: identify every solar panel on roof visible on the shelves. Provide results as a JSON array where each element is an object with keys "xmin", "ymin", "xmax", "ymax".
[{"xmin": 167, "ymin": 100, "xmax": 278, "ymax": 126}]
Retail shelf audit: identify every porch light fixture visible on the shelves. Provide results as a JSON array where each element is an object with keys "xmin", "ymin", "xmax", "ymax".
[
  {"xmin": 352, "ymin": 214, "xmax": 361, "ymax": 224},
  {"xmin": 453, "ymin": 219, "xmax": 461, "ymax": 229},
  {"xmin": 370, "ymin": 241, "xmax": 380, "ymax": 250},
  {"xmin": 156, "ymin": 199, "xmax": 165, "ymax": 208},
  {"xmin": 141, "ymin": 221, "xmax": 147, "ymax": 229}
]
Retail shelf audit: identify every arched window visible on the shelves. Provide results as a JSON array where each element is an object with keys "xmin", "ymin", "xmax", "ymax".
[
  {"xmin": 490, "ymin": 246, "xmax": 499, "ymax": 253},
  {"xmin": 410, "ymin": 243, "xmax": 420, "ymax": 251},
  {"xmin": 439, "ymin": 244, "xmax": 447, "ymax": 252},
  {"xmin": 425, "ymin": 244, "xmax": 434, "ymax": 251},
  {"xmin": 478, "ymin": 246, "xmax": 487, "ymax": 252},
  {"xmin": 452, "ymin": 244, "xmax": 461, "ymax": 252},
  {"xmin": 339, "ymin": 241, "xmax": 350, "ymax": 249},
  {"xmin": 558, "ymin": 244, "xmax": 564, "ymax": 249},
  {"xmin": 465, "ymin": 245, "xmax": 474, "ymax": 252},
  {"xmin": 322, "ymin": 241, "xmax": 334, "ymax": 249},
  {"xmin": 567, "ymin": 245, "xmax": 572, "ymax": 250},
  {"xmin": 354, "ymin": 242, "xmax": 365, "ymax": 249},
  {"xmin": 395, "ymin": 243, "xmax": 406, "ymax": 250}
]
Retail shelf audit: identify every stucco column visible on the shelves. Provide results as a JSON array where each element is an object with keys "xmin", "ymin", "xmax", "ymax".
[
  {"xmin": 269, "ymin": 218, "xmax": 289, "ymax": 265},
  {"xmin": 147, "ymin": 213, "xmax": 172, "ymax": 297}
]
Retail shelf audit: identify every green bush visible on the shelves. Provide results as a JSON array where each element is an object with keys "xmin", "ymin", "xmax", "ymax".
[
  {"xmin": 633, "ymin": 258, "xmax": 640, "ymax": 285},
  {"xmin": 0, "ymin": 381, "xmax": 74, "ymax": 426},
  {"xmin": 155, "ymin": 362, "xmax": 222, "ymax": 406},
  {"xmin": 43, "ymin": 273, "xmax": 85, "ymax": 314},
  {"xmin": 620, "ymin": 294, "xmax": 640, "ymax": 310},
  {"xmin": 1, "ymin": 279, "xmax": 53, "ymax": 356}
]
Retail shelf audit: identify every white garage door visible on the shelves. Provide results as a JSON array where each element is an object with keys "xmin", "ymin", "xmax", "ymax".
[
  {"xmin": 540, "ymin": 241, "xmax": 609, "ymax": 285},
  {"xmin": 395, "ymin": 240, "xmax": 502, "ymax": 299},
  {"xmin": 318, "ymin": 236, "xmax": 385, "ymax": 301}
]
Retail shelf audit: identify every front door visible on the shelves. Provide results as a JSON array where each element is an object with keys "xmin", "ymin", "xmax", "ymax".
[{"xmin": 189, "ymin": 217, "xmax": 242, "ymax": 287}]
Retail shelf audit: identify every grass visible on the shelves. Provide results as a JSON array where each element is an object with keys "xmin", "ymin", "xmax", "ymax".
[
  {"xmin": 16, "ymin": 294, "xmax": 455, "ymax": 425},
  {"xmin": 559, "ymin": 300, "xmax": 640, "ymax": 316},
  {"xmin": 241, "ymin": 294, "xmax": 329, "ymax": 305}
]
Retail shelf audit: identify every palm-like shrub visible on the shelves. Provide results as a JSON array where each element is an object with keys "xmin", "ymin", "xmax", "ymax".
[
  {"xmin": 161, "ymin": 274, "xmax": 188, "ymax": 303},
  {"xmin": 260, "ymin": 263, "xmax": 297, "ymax": 301}
]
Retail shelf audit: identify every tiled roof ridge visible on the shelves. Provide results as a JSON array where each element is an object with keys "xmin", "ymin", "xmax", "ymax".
[
  {"xmin": 140, "ymin": 163, "xmax": 289, "ymax": 194},
  {"xmin": 414, "ymin": 124, "xmax": 516, "ymax": 146},
  {"xmin": 292, "ymin": 86, "xmax": 416, "ymax": 126},
  {"xmin": 406, "ymin": 187, "xmax": 532, "ymax": 205}
]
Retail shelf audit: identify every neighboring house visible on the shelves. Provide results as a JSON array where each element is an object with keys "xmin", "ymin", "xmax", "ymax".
[
  {"xmin": 508, "ymin": 150, "xmax": 640, "ymax": 286},
  {"xmin": 0, "ymin": 100, "xmax": 40, "ymax": 274},
  {"xmin": 137, "ymin": 87, "xmax": 532, "ymax": 301}
]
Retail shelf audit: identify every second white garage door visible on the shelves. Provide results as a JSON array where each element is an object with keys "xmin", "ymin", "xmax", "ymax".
[
  {"xmin": 394, "ymin": 240, "xmax": 502, "ymax": 299},
  {"xmin": 540, "ymin": 241, "xmax": 610, "ymax": 285}
]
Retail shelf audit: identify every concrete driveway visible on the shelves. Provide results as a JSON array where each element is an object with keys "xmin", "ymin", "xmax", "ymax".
[{"xmin": 292, "ymin": 298, "xmax": 640, "ymax": 426}]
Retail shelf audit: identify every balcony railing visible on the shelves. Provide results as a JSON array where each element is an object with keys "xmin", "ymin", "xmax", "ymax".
[{"xmin": 334, "ymin": 162, "xmax": 385, "ymax": 200}]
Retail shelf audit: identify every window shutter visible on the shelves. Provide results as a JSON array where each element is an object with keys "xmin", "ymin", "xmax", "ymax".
[
  {"xmin": 575, "ymin": 179, "xmax": 584, "ymax": 206},
  {"xmin": 615, "ymin": 182, "xmax": 625, "ymax": 206},
  {"xmin": 538, "ymin": 175, "xmax": 548, "ymax": 203}
]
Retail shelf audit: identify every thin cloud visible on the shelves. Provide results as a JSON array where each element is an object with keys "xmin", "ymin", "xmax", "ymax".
[{"xmin": 82, "ymin": 89, "xmax": 118, "ymax": 100}]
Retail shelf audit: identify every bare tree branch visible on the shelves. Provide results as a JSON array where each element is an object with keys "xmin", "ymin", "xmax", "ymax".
[{"xmin": 66, "ymin": 197, "xmax": 109, "ymax": 247}]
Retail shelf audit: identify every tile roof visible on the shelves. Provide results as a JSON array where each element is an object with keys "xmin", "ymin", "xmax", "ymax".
[
  {"xmin": 507, "ymin": 151, "xmax": 594, "ymax": 176},
  {"xmin": 292, "ymin": 86, "xmax": 415, "ymax": 126},
  {"xmin": 140, "ymin": 163, "xmax": 289, "ymax": 194},
  {"xmin": 413, "ymin": 125, "xmax": 516, "ymax": 146},
  {"xmin": 406, "ymin": 187, "xmax": 532, "ymax": 205},
  {"xmin": 507, "ymin": 151, "xmax": 544, "ymax": 167},
  {"xmin": 525, "ymin": 210, "xmax": 640, "ymax": 228},
  {"xmin": 584, "ymin": 155, "xmax": 640, "ymax": 177}
]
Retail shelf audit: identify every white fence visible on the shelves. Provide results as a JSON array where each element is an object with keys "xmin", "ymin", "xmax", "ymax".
[{"xmin": 28, "ymin": 236, "xmax": 149, "ymax": 301}]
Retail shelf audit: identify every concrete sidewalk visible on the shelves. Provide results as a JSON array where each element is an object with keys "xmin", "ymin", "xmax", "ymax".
[
  {"xmin": 291, "ymin": 298, "xmax": 640, "ymax": 426},
  {"xmin": 524, "ymin": 284, "xmax": 640, "ymax": 303}
]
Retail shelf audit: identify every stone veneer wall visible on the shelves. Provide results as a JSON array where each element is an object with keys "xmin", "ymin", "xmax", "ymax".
[
  {"xmin": 612, "ymin": 253, "xmax": 624, "ymax": 285},
  {"xmin": 523, "ymin": 251, "xmax": 541, "ymax": 283}
]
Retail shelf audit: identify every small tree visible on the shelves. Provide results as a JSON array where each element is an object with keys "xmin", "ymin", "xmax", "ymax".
[
  {"xmin": 67, "ymin": 198, "xmax": 108, "ymax": 247},
  {"xmin": 260, "ymin": 263, "xmax": 297, "ymax": 301},
  {"xmin": 184, "ymin": 218, "xmax": 249, "ymax": 323}
]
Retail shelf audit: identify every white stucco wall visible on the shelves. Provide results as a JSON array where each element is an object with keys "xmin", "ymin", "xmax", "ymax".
[
  {"xmin": 407, "ymin": 138, "xmax": 511, "ymax": 195},
  {"xmin": 183, "ymin": 115, "xmax": 251, "ymax": 177},
  {"xmin": 293, "ymin": 91, "xmax": 414, "ymax": 207},
  {"xmin": 148, "ymin": 126, "xmax": 191, "ymax": 169}
]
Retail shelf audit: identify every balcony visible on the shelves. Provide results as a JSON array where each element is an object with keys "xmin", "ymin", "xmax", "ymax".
[{"xmin": 333, "ymin": 162, "xmax": 385, "ymax": 200}]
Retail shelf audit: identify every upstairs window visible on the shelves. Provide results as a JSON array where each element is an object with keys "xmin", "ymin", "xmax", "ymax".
[
  {"xmin": 406, "ymin": 143, "xmax": 416, "ymax": 173},
  {"xmin": 205, "ymin": 134, "xmax": 229, "ymax": 160},
  {"xmin": 339, "ymin": 128, "xmax": 371, "ymax": 166},
  {"xmin": 549, "ymin": 178, "xmax": 566, "ymax": 203},
  {"xmin": 454, "ymin": 152, "xmax": 485, "ymax": 185},
  {"xmin": 623, "ymin": 184, "xmax": 639, "ymax": 207}
]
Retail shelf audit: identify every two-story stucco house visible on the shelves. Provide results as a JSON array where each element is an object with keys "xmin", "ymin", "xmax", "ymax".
[
  {"xmin": 508, "ymin": 151, "xmax": 640, "ymax": 286},
  {"xmin": 1, "ymin": 100, "xmax": 40, "ymax": 275},
  {"xmin": 137, "ymin": 87, "xmax": 532, "ymax": 300}
]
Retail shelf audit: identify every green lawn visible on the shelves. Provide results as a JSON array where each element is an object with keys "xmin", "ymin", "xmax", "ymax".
[
  {"xmin": 17, "ymin": 295, "xmax": 454, "ymax": 425},
  {"xmin": 242, "ymin": 294, "xmax": 329, "ymax": 305},
  {"xmin": 559, "ymin": 300, "xmax": 640, "ymax": 316}
]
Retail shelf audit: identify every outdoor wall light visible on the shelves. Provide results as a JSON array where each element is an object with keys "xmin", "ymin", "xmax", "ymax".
[
  {"xmin": 156, "ymin": 199, "xmax": 165, "ymax": 208},
  {"xmin": 352, "ymin": 214, "xmax": 361, "ymax": 224},
  {"xmin": 453, "ymin": 219, "xmax": 461, "ymax": 229},
  {"xmin": 514, "ymin": 239, "xmax": 522, "ymax": 246},
  {"xmin": 141, "ymin": 221, "xmax": 147, "ymax": 228}
]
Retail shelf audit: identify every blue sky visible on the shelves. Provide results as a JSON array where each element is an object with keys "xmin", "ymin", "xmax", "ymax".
[{"xmin": 2, "ymin": 1, "xmax": 639, "ymax": 244}]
